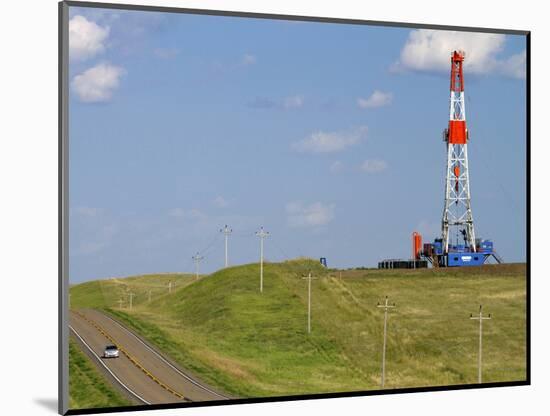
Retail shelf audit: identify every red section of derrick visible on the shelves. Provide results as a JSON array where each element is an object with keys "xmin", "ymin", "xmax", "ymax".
[
  {"xmin": 450, "ymin": 50, "xmax": 465, "ymax": 92},
  {"xmin": 448, "ymin": 120, "xmax": 467, "ymax": 144}
]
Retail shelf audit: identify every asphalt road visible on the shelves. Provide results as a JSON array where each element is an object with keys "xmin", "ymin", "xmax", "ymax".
[{"xmin": 70, "ymin": 309, "xmax": 230, "ymax": 404}]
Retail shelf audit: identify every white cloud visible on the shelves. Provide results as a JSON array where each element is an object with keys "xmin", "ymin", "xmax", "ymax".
[
  {"xmin": 286, "ymin": 201, "xmax": 335, "ymax": 228},
  {"xmin": 188, "ymin": 209, "xmax": 206, "ymax": 220},
  {"xmin": 213, "ymin": 54, "xmax": 257, "ymax": 74},
  {"xmin": 248, "ymin": 94, "xmax": 304, "ymax": 110},
  {"xmin": 283, "ymin": 95, "xmax": 304, "ymax": 109},
  {"xmin": 357, "ymin": 91, "xmax": 393, "ymax": 109},
  {"xmin": 76, "ymin": 241, "xmax": 109, "ymax": 256},
  {"xmin": 168, "ymin": 208, "xmax": 185, "ymax": 218},
  {"xmin": 242, "ymin": 54, "xmax": 257, "ymax": 66},
  {"xmin": 329, "ymin": 160, "xmax": 343, "ymax": 173},
  {"xmin": 360, "ymin": 159, "xmax": 388, "ymax": 173},
  {"xmin": 292, "ymin": 126, "xmax": 367, "ymax": 154},
  {"xmin": 168, "ymin": 208, "xmax": 207, "ymax": 221},
  {"xmin": 247, "ymin": 96, "xmax": 277, "ymax": 109},
  {"xmin": 502, "ymin": 50, "xmax": 527, "ymax": 79},
  {"xmin": 154, "ymin": 47, "xmax": 180, "ymax": 59},
  {"xmin": 72, "ymin": 63, "xmax": 125, "ymax": 103},
  {"xmin": 213, "ymin": 196, "xmax": 229, "ymax": 208},
  {"xmin": 74, "ymin": 206, "xmax": 101, "ymax": 217},
  {"xmin": 394, "ymin": 29, "xmax": 525, "ymax": 78},
  {"xmin": 74, "ymin": 224, "xmax": 118, "ymax": 256},
  {"xmin": 69, "ymin": 15, "xmax": 110, "ymax": 61}
]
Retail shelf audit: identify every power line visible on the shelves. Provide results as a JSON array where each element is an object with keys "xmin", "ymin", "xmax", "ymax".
[
  {"xmin": 377, "ymin": 296, "xmax": 396, "ymax": 388},
  {"xmin": 192, "ymin": 252, "xmax": 204, "ymax": 281},
  {"xmin": 256, "ymin": 227, "xmax": 270, "ymax": 293},
  {"xmin": 269, "ymin": 234, "xmax": 311, "ymax": 265},
  {"xmin": 301, "ymin": 271, "xmax": 319, "ymax": 334},
  {"xmin": 470, "ymin": 304, "xmax": 492, "ymax": 383},
  {"xmin": 220, "ymin": 225, "xmax": 233, "ymax": 268},
  {"xmin": 269, "ymin": 236, "xmax": 292, "ymax": 262},
  {"xmin": 198, "ymin": 231, "xmax": 222, "ymax": 256},
  {"xmin": 231, "ymin": 229, "xmax": 257, "ymax": 237}
]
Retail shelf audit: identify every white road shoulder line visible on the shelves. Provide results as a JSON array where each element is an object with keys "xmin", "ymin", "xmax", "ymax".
[
  {"xmin": 99, "ymin": 312, "xmax": 230, "ymax": 399},
  {"xmin": 69, "ymin": 325, "xmax": 151, "ymax": 405}
]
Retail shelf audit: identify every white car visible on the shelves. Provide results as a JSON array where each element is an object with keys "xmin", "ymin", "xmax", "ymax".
[{"xmin": 103, "ymin": 344, "xmax": 120, "ymax": 358}]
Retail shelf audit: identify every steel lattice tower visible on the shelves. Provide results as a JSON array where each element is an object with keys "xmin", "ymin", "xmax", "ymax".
[{"xmin": 441, "ymin": 50, "xmax": 476, "ymax": 253}]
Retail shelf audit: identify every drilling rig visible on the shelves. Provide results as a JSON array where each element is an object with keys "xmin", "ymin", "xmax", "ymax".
[{"xmin": 413, "ymin": 50, "xmax": 502, "ymax": 267}]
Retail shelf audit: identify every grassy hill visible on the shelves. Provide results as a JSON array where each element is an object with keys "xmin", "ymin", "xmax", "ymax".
[
  {"xmin": 70, "ymin": 260, "xmax": 527, "ymax": 397},
  {"xmin": 70, "ymin": 273, "xmax": 195, "ymax": 310}
]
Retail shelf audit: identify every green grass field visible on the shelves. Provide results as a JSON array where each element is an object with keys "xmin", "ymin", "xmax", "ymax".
[
  {"xmin": 70, "ymin": 260, "xmax": 526, "ymax": 398},
  {"xmin": 70, "ymin": 273, "xmax": 195, "ymax": 310},
  {"xmin": 69, "ymin": 339, "xmax": 132, "ymax": 409}
]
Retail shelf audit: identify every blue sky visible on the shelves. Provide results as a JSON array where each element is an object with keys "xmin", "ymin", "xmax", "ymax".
[{"xmin": 68, "ymin": 6, "xmax": 527, "ymax": 282}]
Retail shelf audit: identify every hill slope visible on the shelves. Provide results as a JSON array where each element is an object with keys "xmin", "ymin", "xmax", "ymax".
[
  {"xmin": 70, "ymin": 261, "xmax": 526, "ymax": 397},
  {"xmin": 70, "ymin": 273, "xmax": 195, "ymax": 310}
]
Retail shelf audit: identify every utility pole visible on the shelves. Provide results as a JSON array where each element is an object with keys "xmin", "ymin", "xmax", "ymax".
[
  {"xmin": 192, "ymin": 252, "xmax": 204, "ymax": 281},
  {"xmin": 128, "ymin": 292, "xmax": 135, "ymax": 310},
  {"xmin": 301, "ymin": 272, "xmax": 318, "ymax": 334},
  {"xmin": 470, "ymin": 304, "xmax": 492, "ymax": 383},
  {"xmin": 255, "ymin": 227, "xmax": 269, "ymax": 293},
  {"xmin": 220, "ymin": 225, "xmax": 233, "ymax": 268},
  {"xmin": 377, "ymin": 296, "xmax": 396, "ymax": 388},
  {"xmin": 168, "ymin": 281, "xmax": 172, "ymax": 294}
]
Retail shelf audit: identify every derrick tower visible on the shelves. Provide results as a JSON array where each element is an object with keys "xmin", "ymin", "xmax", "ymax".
[
  {"xmin": 385, "ymin": 50, "xmax": 502, "ymax": 268},
  {"xmin": 441, "ymin": 50, "xmax": 476, "ymax": 253}
]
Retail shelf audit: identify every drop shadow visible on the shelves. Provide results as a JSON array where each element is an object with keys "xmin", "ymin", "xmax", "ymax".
[{"xmin": 34, "ymin": 398, "xmax": 58, "ymax": 413}]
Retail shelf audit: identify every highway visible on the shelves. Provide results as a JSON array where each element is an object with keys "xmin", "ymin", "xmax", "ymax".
[{"xmin": 69, "ymin": 309, "xmax": 230, "ymax": 405}]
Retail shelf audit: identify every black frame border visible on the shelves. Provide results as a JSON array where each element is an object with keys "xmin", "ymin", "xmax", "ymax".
[{"xmin": 59, "ymin": 1, "xmax": 531, "ymax": 415}]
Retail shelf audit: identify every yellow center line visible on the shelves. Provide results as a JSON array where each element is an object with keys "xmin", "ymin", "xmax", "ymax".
[{"xmin": 73, "ymin": 310, "xmax": 188, "ymax": 401}]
